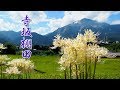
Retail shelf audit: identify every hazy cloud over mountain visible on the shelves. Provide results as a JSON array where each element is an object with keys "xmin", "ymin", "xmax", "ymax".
[{"xmin": 0, "ymin": 11, "xmax": 120, "ymax": 35}]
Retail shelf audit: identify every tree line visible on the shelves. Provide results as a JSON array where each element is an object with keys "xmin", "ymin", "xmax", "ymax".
[
  {"xmin": 1, "ymin": 42, "xmax": 120, "ymax": 55},
  {"xmin": 0, "ymin": 42, "xmax": 60, "ymax": 55},
  {"xmin": 99, "ymin": 42, "xmax": 120, "ymax": 52}
]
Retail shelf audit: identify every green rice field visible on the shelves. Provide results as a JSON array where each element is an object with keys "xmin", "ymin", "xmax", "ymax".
[{"xmin": 6, "ymin": 55, "xmax": 120, "ymax": 79}]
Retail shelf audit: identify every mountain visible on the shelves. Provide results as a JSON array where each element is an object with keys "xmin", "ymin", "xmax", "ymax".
[
  {"xmin": 46, "ymin": 18, "xmax": 110, "ymax": 39},
  {"xmin": 46, "ymin": 18, "xmax": 120, "ymax": 44},
  {"xmin": 0, "ymin": 31, "xmax": 50, "ymax": 46},
  {"xmin": 0, "ymin": 18, "xmax": 120, "ymax": 46},
  {"xmin": 0, "ymin": 31, "xmax": 20, "ymax": 44}
]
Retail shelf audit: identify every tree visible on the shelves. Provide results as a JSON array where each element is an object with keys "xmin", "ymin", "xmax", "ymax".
[
  {"xmin": 33, "ymin": 45, "xmax": 40, "ymax": 50},
  {"xmin": 2, "ymin": 42, "xmax": 17, "ymax": 54}
]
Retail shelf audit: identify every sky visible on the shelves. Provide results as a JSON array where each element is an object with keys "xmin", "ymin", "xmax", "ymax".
[{"xmin": 0, "ymin": 11, "xmax": 120, "ymax": 35}]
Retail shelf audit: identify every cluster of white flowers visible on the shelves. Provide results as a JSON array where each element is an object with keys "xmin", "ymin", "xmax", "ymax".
[
  {"xmin": 6, "ymin": 58, "xmax": 34, "ymax": 74},
  {"xmin": 3, "ymin": 66, "xmax": 21, "ymax": 75},
  {"xmin": 0, "ymin": 55, "xmax": 10, "ymax": 64},
  {"xmin": 0, "ymin": 43, "xmax": 7, "ymax": 49},
  {"xmin": 53, "ymin": 29, "xmax": 108, "ymax": 77},
  {"xmin": 0, "ymin": 44, "xmax": 9, "ymax": 64},
  {"xmin": 0, "ymin": 44, "xmax": 34, "ymax": 76},
  {"xmin": 86, "ymin": 44, "xmax": 108, "ymax": 62}
]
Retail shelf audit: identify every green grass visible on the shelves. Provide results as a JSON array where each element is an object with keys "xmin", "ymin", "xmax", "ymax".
[
  {"xmin": 95, "ymin": 58, "xmax": 120, "ymax": 79},
  {"xmin": 6, "ymin": 55, "xmax": 120, "ymax": 79},
  {"xmin": 7, "ymin": 55, "xmax": 64, "ymax": 79}
]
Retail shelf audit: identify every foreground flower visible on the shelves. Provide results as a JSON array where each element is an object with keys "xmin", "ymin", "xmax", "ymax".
[
  {"xmin": 7, "ymin": 59, "xmax": 34, "ymax": 73},
  {"xmin": 86, "ymin": 44, "xmax": 108, "ymax": 62},
  {"xmin": 53, "ymin": 29, "xmax": 108, "ymax": 79},
  {"xmin": 83, "ymin": 29, "xmax": 97, "ymax": 43},
  {"xmin": 3, "ymin": 66, "xmax": 21, "ymax": 75},
  {"xmin": 0, "ymin": 55, "xmax": 10, "ymax": 65}
]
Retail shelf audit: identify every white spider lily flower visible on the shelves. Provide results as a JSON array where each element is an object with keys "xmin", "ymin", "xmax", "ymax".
[
  {"xmin": 53, "ymin": 29, "xmax": 108, "ymax": 73},
  {"xmin": 0, "ymin": 55, "xmax": 10, "ymax": 64},
  {"xmin": 3, "ymin": 66, "xmax": 21, "ymax": 75},
  {"xmin": 7, "ymin": 58, "xmax": 34, "ymax": 73}
]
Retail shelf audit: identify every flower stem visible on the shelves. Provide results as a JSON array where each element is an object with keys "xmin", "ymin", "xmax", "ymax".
[
  {"xmin": 85, "ymin": 58, "xmax": 88, "ymax": 79},
  {"xmin": 1, "ymin": 65, "xmax": 3, "ymax": 79},
  {"xmin": 9, "ymin": 74, "xmax": 12, "ymax": 79},
  {"xmin": 13, "ymin": 75, "xmax": 14, "ymax": 79},
  {"xmin": 70, "ymin": 63, "xmax": 72, "ymax": 79},
  {"xmin": 28, "ymin": 72, "xmax": 30, "ymax": 79},
  {"xmin": 75, "ymin": 64, "xmax": 78, "ymax": 79},
  {"xmin": 78, "ymin": 64, "xmax": 81, "ymax": 79},
  {"xmin": 93, "ymin": 57, "xmax": 97, "ymax": 79},
  {"xmin": 88, "ymin": 59, "xmax": 91, "ymax": 79},
  {"xmin": 82, "ymin": 63, "xmax": 84, "ymax": 79},
  {"xmin": 25, "ymin": 73, "xmax": 28, "ymax": 79},
  {"xmin": 64, "ymin": 69, "xmax": 67, "ymax": 79}
]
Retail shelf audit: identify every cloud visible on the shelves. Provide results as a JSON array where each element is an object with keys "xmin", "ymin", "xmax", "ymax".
[
  {"xmin": 93, "ymin": 11, "xmax": 113, "ymax": 22},
  {"xmin": 0, "ymin": 11, "xmax": 50, "ymax": 33},
  {"xmin": 0, "ymin": 18, "xmax": 18, "ymax": 31},
  {"xmin": 0, "ymin": 11, "xmax": 120, "ymax": 35},
  {"xmin": 111, "ymin": 20, "xmax": 120, "ymax": 24},
  {"xmin": 63, "ymin": 11, "xmax": 112, "ymax": 24},
  {"xmin": 112, "ymin": 11, "xmax": 120, "ymax": 15},
  {"xmin": 47, "ymin": 11, "xmax": 115, "ymax": 32},
  {"xmin": 32, "ymin": 27, "xmax": 49, "ymax": 35},
  {"xmin": 48, "ymin": 18, "xmax": 63, "ymax": 32},
  {"xmin": 7, "ymin": 11, "xmax": 48, "ymax": 24}
]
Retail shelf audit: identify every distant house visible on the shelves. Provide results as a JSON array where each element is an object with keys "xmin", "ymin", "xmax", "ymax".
[
  {"xmin": 115, "ymin": 41, "xmax": 119, "ymax": 44},
  {"xmin": 0, "ymin": 43, "xmax": 7, "ymax": 53},
  {"xmin": 16, "ymin": 46, "xmax": 20, "ymax": 50},
  {"xmin": 97, "ymin": 40, "xmax": 110, "ymax": 45},
  {"xmin": 0, "ymin": 43, "xmax": 6, "ymax": 49}
]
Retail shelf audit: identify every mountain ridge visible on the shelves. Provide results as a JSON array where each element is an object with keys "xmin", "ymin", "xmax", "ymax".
[{"xmin": 0, "ymin": 18, "xmax": 120, "ymax": 46}]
